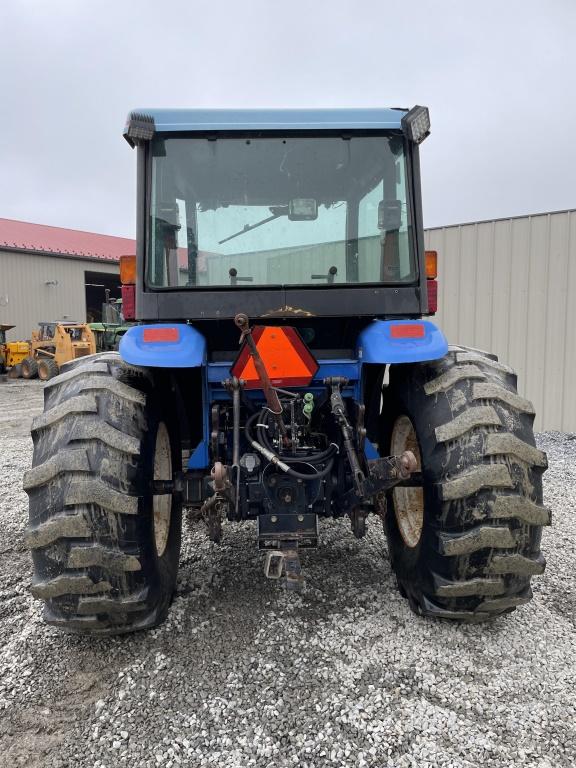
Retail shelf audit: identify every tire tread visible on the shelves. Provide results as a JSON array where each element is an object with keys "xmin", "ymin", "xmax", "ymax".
[
  {"xmin": 384, "ymin": 344, "xmax": 549, "ymax": 623},
  {"xmin": 25, "ymin": 353, "xmax": 177, "ymax": 636}
]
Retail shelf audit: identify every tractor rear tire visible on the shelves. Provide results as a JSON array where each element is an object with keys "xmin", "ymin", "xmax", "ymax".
[
  {"xmin": 24, "ymin": 353, "xmax": 182, "ymax": 635},
  {"xmin": 21, "ymin": 357, "xmax": 38, "ymax": 379},
  {"xmin": 380, "ymin": 345, "xmax": 550, "ymax": 622},
  {"xmin": 8, "ymin": 363, "xmax": 22, "ymax": 379},
  {"xmin": 37, "ymin": 359, "xmax": 59, "ymax": 381}
]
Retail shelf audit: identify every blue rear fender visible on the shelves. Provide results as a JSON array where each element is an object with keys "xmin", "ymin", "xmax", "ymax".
[
  {"xmin": 119, "ymin": 324, "xmax": 210, "ymax": 470},
  {"xmin": 357, "ymin": 319, "xmax": 448, "ymax": 364},
  {"xmin": 119, "ymin": 324, "xmax": 206, "ymax": 368}
]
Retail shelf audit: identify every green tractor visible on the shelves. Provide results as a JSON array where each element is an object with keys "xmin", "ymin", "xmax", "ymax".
[
  {"xmin": 24, "ymin": 107, "xmax": 549, "ymax": 634},
  {"xmin": 89, "ymin": 291, "xmax": 132, "ymax": 352}
]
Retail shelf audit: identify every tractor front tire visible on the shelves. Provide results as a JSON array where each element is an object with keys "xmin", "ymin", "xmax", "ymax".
[
  {"xmin": 380, "ymin": 345, "xmax": 550, "ymax": 622},
  {"xmin": 21, "ymin": 357, "xmax": 38, "ymax": 379},
  {"xmin": 24, "ymin": 353, "xmax": 182, "ymax": 635}
]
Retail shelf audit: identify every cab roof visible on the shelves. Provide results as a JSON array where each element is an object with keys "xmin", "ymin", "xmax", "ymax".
[{"xmin": 124, "ymin": 107, "xmax": 406, "ymax": 137}]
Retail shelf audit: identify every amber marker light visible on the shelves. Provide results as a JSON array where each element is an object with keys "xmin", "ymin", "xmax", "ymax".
[
  {"xmin": 425, "ymin": 250, "xmax": 438, "ymax": 279},
  {"xmin": 120, "ymin": 254, "xmax": 137, "ymax": 285}
]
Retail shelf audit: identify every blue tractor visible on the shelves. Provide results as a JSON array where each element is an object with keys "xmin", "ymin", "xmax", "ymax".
[{"xmin": 24, "ymin": 107, "xmax": 550, "ymax": 634}]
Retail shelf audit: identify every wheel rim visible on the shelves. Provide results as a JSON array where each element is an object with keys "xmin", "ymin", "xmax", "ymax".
[
  {"xmin": 153, "ymin": 422, "xmax": 172, "ymax": 557},
  {"xmin": 390, "ymin": 415, "xmax": 424, "ymax": 549},
  {"xmin": 38, "ymin": 364, "xmax": 48, "ymax": 381}
]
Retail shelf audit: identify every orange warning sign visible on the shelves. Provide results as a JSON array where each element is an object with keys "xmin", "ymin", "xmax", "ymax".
[{"xmin": 231, "ymin": 326, "xmax": 318, "ymax": 389}]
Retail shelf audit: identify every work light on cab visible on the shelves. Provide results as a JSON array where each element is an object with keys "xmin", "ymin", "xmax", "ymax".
[{"xmin": 401, "ymin": 105, "xmax": 431, "ymax": 144}]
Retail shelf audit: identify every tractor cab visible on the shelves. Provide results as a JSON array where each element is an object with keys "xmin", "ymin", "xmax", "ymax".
[{"xmin": 121, "ymin": 108, "xmax": 436, "ymax": 339}]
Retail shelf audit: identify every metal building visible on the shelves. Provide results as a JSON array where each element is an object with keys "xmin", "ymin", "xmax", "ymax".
[
  {"xmin": 0, "ymin": 219, "xmax": 132, "ymax": 341},
  {"xmin": 425, "ymin": 209, "xmax": 576, "ymax": 432}
]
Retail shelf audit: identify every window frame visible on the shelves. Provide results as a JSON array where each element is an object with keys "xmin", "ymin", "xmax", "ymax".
[{"xmin": 144, "ymin": 130, "xmax": 420, "ymax": 292}]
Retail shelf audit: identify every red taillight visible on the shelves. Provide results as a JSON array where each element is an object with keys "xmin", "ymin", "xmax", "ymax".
[
  {"xmin": 143, "ymin": 327, "xmax": 179, "ymax": 343},
  {"xmin": 390, "ymin": 323, "xmax": 426, "ymax": 339},
  {"xmin": 121, "ymin": 285, "xmax": 135, "ymax": 320},
  {"xmin": 427, "ymin": 279, "xmax": 438, "ymax": 314}
]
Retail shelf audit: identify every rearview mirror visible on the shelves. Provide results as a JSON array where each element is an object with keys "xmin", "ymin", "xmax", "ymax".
[
  {"xmin": 288, "ymin": 198, "xmax": 318, "ymax": 221},
  {"xmin": 378, "ymin": 199, "xmax": 402, "ymax": 231}
]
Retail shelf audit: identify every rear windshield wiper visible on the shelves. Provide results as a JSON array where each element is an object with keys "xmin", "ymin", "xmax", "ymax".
[{"xmin": 218, "ymin": 206, "xmax": 287, "ymax": 245}]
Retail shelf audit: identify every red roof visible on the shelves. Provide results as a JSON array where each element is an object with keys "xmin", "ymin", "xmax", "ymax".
[{"xmin": 0, "ymin": 218, "xmax": 135, "ymax": 262}]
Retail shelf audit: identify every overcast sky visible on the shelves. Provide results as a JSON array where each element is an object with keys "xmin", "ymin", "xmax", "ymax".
[{"xmin": 1, "ymin": 0, "xmax": 574, "ymax": 237}]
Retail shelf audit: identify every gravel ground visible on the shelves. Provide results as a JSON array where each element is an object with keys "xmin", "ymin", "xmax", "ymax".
[{"xmin": 0, "ymin": 379, "xmax": 575, "ymax": 768}]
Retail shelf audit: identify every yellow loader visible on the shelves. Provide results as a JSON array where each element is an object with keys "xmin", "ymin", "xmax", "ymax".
[
  {"xmin": 20, "ymin": 322, "xmax": 96, "ymax": 381},
  {"xmin": 0, "ymin": 325, "xmax": 30, "ymax": 378}
]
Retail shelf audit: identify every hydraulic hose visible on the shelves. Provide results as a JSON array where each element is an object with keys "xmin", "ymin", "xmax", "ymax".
[
  {"xmin": 244, "ymin": 410, "xmax": 335, "ymax": 480},
  {"xmin": 258, "ymin": 409, "xmax": 338, "ymax": 464}
]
